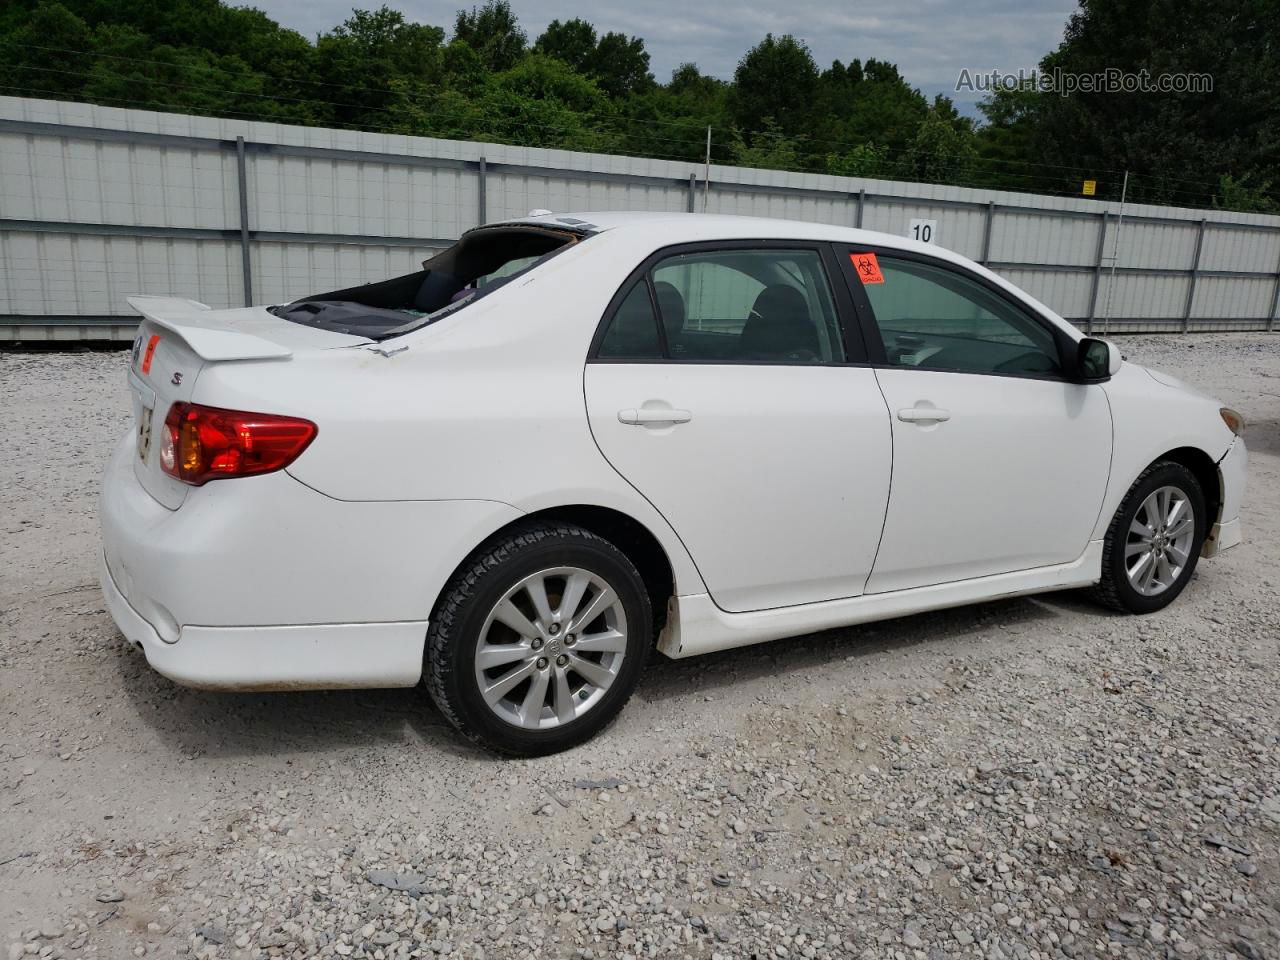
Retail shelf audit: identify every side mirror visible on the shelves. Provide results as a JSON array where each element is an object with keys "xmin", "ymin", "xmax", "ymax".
[{"xmin": 1075, "ymin": 337, "xmax": 1121, "ymax": 382}]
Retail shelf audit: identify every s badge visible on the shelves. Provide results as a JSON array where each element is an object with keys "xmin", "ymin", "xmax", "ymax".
[{"xmin": 171, "ymin": 371, "xmax": 184, "ymax": 386}]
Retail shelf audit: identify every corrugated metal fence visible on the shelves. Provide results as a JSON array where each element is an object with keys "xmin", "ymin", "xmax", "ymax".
[{"xmin": 3, "ymin": 95, "xmax": 1279, "ymax": 342}]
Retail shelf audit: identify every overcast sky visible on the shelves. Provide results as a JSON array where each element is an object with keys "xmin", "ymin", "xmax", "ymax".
[{"xmin": 246, "ymin": 0, "xmax": 1079, "ymax": 117}]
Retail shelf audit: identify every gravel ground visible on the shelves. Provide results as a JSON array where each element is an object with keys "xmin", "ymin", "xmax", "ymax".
[{"xmin": 1, "ymin": 334, "xmax": 1277, "ymax": 960}]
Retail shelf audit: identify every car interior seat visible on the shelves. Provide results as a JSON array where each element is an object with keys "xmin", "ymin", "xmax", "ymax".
[{"xmin": 739, "ymin": 285, "xmax": 820, "ymax": 361}]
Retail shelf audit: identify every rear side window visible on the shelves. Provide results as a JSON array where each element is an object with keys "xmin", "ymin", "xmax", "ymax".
[
  {"xmin": 596, "ymin": 247, "xmax": 845, "ymax": 364},
  {"xmin": 598, "ymin": 283, "xmax": 663, "ymax": 359}
]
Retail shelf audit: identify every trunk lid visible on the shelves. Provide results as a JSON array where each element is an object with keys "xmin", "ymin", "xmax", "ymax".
[{"xmin": 125, "ymin": 296, "xmax": 371, "ymax": 509}]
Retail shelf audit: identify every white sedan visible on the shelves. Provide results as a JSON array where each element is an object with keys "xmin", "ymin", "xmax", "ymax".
[{"xmin": 100, "ymin": 212, "xmax": 1248, "ymax": 755}]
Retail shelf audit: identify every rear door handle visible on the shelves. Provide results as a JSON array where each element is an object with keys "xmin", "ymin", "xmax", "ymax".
[
  {"xmin": 618, "ymin": 408, "xmax": 692, "ymax": 426},
  {"xmin": 897, "ymin": 406, "xmax": 951, "ymax": 423}
]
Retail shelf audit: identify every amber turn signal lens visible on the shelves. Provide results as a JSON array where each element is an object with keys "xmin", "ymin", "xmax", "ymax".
[{"xmin": 1219, "ymin": 407, "xmax": 1245, "ymax": 436}]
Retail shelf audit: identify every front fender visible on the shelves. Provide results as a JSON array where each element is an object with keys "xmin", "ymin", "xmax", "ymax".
[{"xmin": 1093, "ymin": 363, "xmax": 1236, "ymax": 540}]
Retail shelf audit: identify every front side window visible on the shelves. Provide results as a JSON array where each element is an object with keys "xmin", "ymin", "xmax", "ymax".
[
  {"xmin": 855, "ymin": 254, "xmax": 1061, "ymax": 376},
  {"xmin": 596, "ymin": 247, "xmax": 845, "ymax": 363}
]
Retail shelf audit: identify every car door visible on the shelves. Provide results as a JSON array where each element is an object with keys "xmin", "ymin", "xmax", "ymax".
[
  {"xmin": 583, "ymin": 241, "xmax": 892, "ymax": 613},
  {"xmin": 838, "ymin": 247, "xmax": 1113, "ymax": 594}
]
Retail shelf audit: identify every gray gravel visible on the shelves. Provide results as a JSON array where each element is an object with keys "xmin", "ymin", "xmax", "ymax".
[{"xmin": 1, "ymin": 335, "xmax": 1278, "ymax": 960}]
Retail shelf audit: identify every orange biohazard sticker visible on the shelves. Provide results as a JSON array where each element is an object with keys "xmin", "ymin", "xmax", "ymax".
[
  {"xmin": 141, "ymin": 334, "xmax": 161, "ymax": 374},
  {"xmin": 850, "ymin": 252, "xmax": 884, "ymax": 284}
]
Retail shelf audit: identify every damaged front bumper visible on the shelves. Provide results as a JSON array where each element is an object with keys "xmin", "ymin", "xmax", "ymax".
[{"xmin": 1203, "ymin": 437, "xmax": 1247, "ymax": 558}]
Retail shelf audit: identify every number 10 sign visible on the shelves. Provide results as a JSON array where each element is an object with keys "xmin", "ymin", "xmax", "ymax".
[{"xmin": 908, "ymin": 218, "xmax": 937, "ymax": 243}]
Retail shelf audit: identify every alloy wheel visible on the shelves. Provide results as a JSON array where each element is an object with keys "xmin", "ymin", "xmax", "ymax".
[
  {"xmin": 1124, "ymin": 485, "xmax": 1196, "ymax": 597},
  {"xmin": 472, "ymin": 566, "xmax": 628, "ymax": 729}
]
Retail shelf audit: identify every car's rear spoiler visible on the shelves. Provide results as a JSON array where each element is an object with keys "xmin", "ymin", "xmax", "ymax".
[{"xmin": 127, "ymin": 296, "xmax": 293, "ymax": 361}]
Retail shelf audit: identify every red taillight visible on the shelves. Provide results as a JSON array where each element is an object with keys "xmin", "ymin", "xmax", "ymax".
[{"xmin": 160, "ymin": 403, "xmax": 317, "ymax": 485}]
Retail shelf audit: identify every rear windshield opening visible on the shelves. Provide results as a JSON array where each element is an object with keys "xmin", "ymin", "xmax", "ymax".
[{"xmin": 269, "ymin": 225, "xmax": 583, "ymax": 339}]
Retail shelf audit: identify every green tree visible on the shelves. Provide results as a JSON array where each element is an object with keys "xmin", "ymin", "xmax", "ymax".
[
  {"xmin": 1215, "ymin": 174, "xmax": 1279, "ymax": 213},
  {"xmin": 534, "ymin": 18, "xmax": 596, "ymax": 71},
  {"xmin": 668, "ymin": 62, "xmax": 723, "ymax": 100},
  {"xmin": 731, "ymin": 34, "xmax": 818, "ymax": 141},
  {"xmin": 905, "ymin": 108, "xmax": 979, "ymax": 184},
  {"xmin": 535, "ymin": 20, "xmax": 651, "ymax": 99},
  {"xmin": 27, "ymin": 0, "xmax": 1265, "ymax": 207},
  {"xmin": 453, "ymin": 0, "xmax": 525, "ymax": 72},
  {"xmin": 832, "ymin": 59, "xmax": 930, "ymax": 150},
  {"xmin": 590, "ymin": 32, "xmax": 652, "ymax": 99},
  {"xmin": 977, "ymin": 0, "xmax": 1280, "ymax": 206},
  {"xmin": 81, "ymin": 24, "xmax": 307, "ymax": 120},
  {"xmin": 314, "ymin": 8, "xmax": 444, "ymax": 126},
  {"xmin": 731, "ymin": 118, "xmax": 802, "ymax": 170},
  {"xmin": 441, "ymin": 36, "xmax": 488, "ymax": 93},
  {"xmin": 824, "ymin": 143, "xmax": 891, "ymax": 179},
  {"xmin": 618, "ymin": 63, "xmax": 730, "ymax": 163},
  {"xmin": 389, "ymin": 53, "xmax": 619, "ymax": 152},
  {"xmin": 0, "ymin": 1, "xmax": 95, "ymax": 101},
  {"xmin": 492, "ymin": 52, "xmax": 611, "ymax": 115},
  {"xmin": 975, "ymin": 87, "xmax": 1057, "ymax": 193}
]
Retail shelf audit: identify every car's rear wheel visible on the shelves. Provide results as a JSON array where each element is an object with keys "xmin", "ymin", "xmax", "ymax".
[
  {"xmin": 424, "ymin": 522, "xmax": 651, "ymax": 756},
  {"xmin": 1093, "ymin": 461, "xmax": 1206, "ymax": 614}
]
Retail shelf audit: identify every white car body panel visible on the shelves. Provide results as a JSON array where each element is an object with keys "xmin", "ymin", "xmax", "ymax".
[
  {"xmin": 662, "ymin": 541, "xmax": 1104, "ymax": 659},
  {"xmin": 124, "ymin": 299, "xmax": 370, "ymax": 510},
  {"xmin": 98, "ymin": 211, "xmax": 1247, "ymax": 691},
  {"xmin": 128, "ymin": 296, "xmax": 287, "ymax": 360},
  {"xmin": 584, "ymin": 364, "xmax": 892, "ymax": 611},
  {"xmin": 101, "ymin": 429, "xmax": 519, "ymax": 647},
  {"xmin": 127, "ymin": 296, "xmax": 370, "ymax": 359},
  {"xmin": 1208, "ymin": 438, "xmax": 1246, "ymax": 555},
  {"xmin": 101, "ymin": 551, "xmax": 426, "ymax": 689},
  {"xmin": 1090, "ymin": 362, "xmax": 1237, "ymax": 541},
  {"xmin": 866, "ymin": 368, "xmax": 1112, "ymax": 592}
]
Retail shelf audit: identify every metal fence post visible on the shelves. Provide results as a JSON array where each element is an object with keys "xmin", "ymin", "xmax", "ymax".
[
  {"xmin": 979, "ymin": 201, "xmax": 995, "ymax": 266},
  {"xmin": 687, "ymin": 174, "xmax": 696, "ymax": 213},
  {"xmin": 477, "ymin": 156, "xmax": 487, "ymax": 226},
  {"xmin": 1182, "ymin": 218, "xmax": 1206, "ymax": 334},
  {"xmin": 1085, "ymin": 212, "xmax": 1109, "ymax": 334},
  {"xmin": 856, "ymin": 189, "xmax": 866, "ymax": 229},
  {"xmin": 235, "ymin": 136, "xmax": 253, "ymax": 307},
  {"xmin": 1269, "ymin": 241, "xmax": 1280, "ymax": 334}
]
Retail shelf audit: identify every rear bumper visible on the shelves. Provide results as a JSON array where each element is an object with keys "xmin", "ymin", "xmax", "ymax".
[
  {"xmin": 98, "ymin": 429, "xmax": 522, "ymax": 689},
  {"xmin": 101, "ymin": 551, "xmax": 425, "ymax": 689}
]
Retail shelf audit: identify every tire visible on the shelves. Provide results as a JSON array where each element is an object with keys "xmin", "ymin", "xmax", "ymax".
[
  {"xmin": 424, "ymin": 522, "xmax": 652, "ymax": 756},
  {"xmin": 1092, "ymin": 460, "xmax": 1207, "ymax": 614}
]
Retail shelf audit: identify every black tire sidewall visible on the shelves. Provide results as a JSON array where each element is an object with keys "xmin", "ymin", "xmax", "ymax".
[
  {"xmin": 431, "ymin": 528, "xmax": 651, "ymax": 756},
  {"xmin": 1105, "ymin": 463, "xmax": 1207, "ymax": 614}
]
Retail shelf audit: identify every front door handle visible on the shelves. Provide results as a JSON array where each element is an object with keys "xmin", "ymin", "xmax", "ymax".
[
  {"xmin": 618, "ymin": 408, "xmax": 692, "ymax": 426},
  {"xmin": 897, "ymin": 406, "xmax": 951, "ymax": 424}
]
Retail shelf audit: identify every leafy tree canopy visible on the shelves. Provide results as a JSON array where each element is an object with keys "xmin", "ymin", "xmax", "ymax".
[
  {"xmin": 0, "ymin": 0, "xmax": 1272, "ymax": 208},
  {"xmin": 535, "ymin": 17, "xmax": 653, "ymax": 99},
  {"xmin": 453, "ymin": 0, "xmax": 524, "ymax": 72},
  {"xmin": 977, "ymin": 0, "xmax": 1280, "ymax": 204}
]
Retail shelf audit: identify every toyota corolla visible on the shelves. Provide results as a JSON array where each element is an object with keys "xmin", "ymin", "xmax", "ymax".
[{"xmin": 100, "ymin": 212, "xmax": 1247, "ymax": 755}]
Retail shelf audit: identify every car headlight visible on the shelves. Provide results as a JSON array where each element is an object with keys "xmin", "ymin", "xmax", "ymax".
[{"xmin": 1220, "ymin": 407, "xmax": 1246, "ymax": 436}]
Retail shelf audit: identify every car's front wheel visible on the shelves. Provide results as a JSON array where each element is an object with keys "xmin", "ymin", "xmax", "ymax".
[
  {"xmin": 1093, "ymin": 460, "xmax": 1207, "ymax": 614},
  {"xmin": 424, "ymin": 522, "xmax": 652, "ymax": 756}
]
